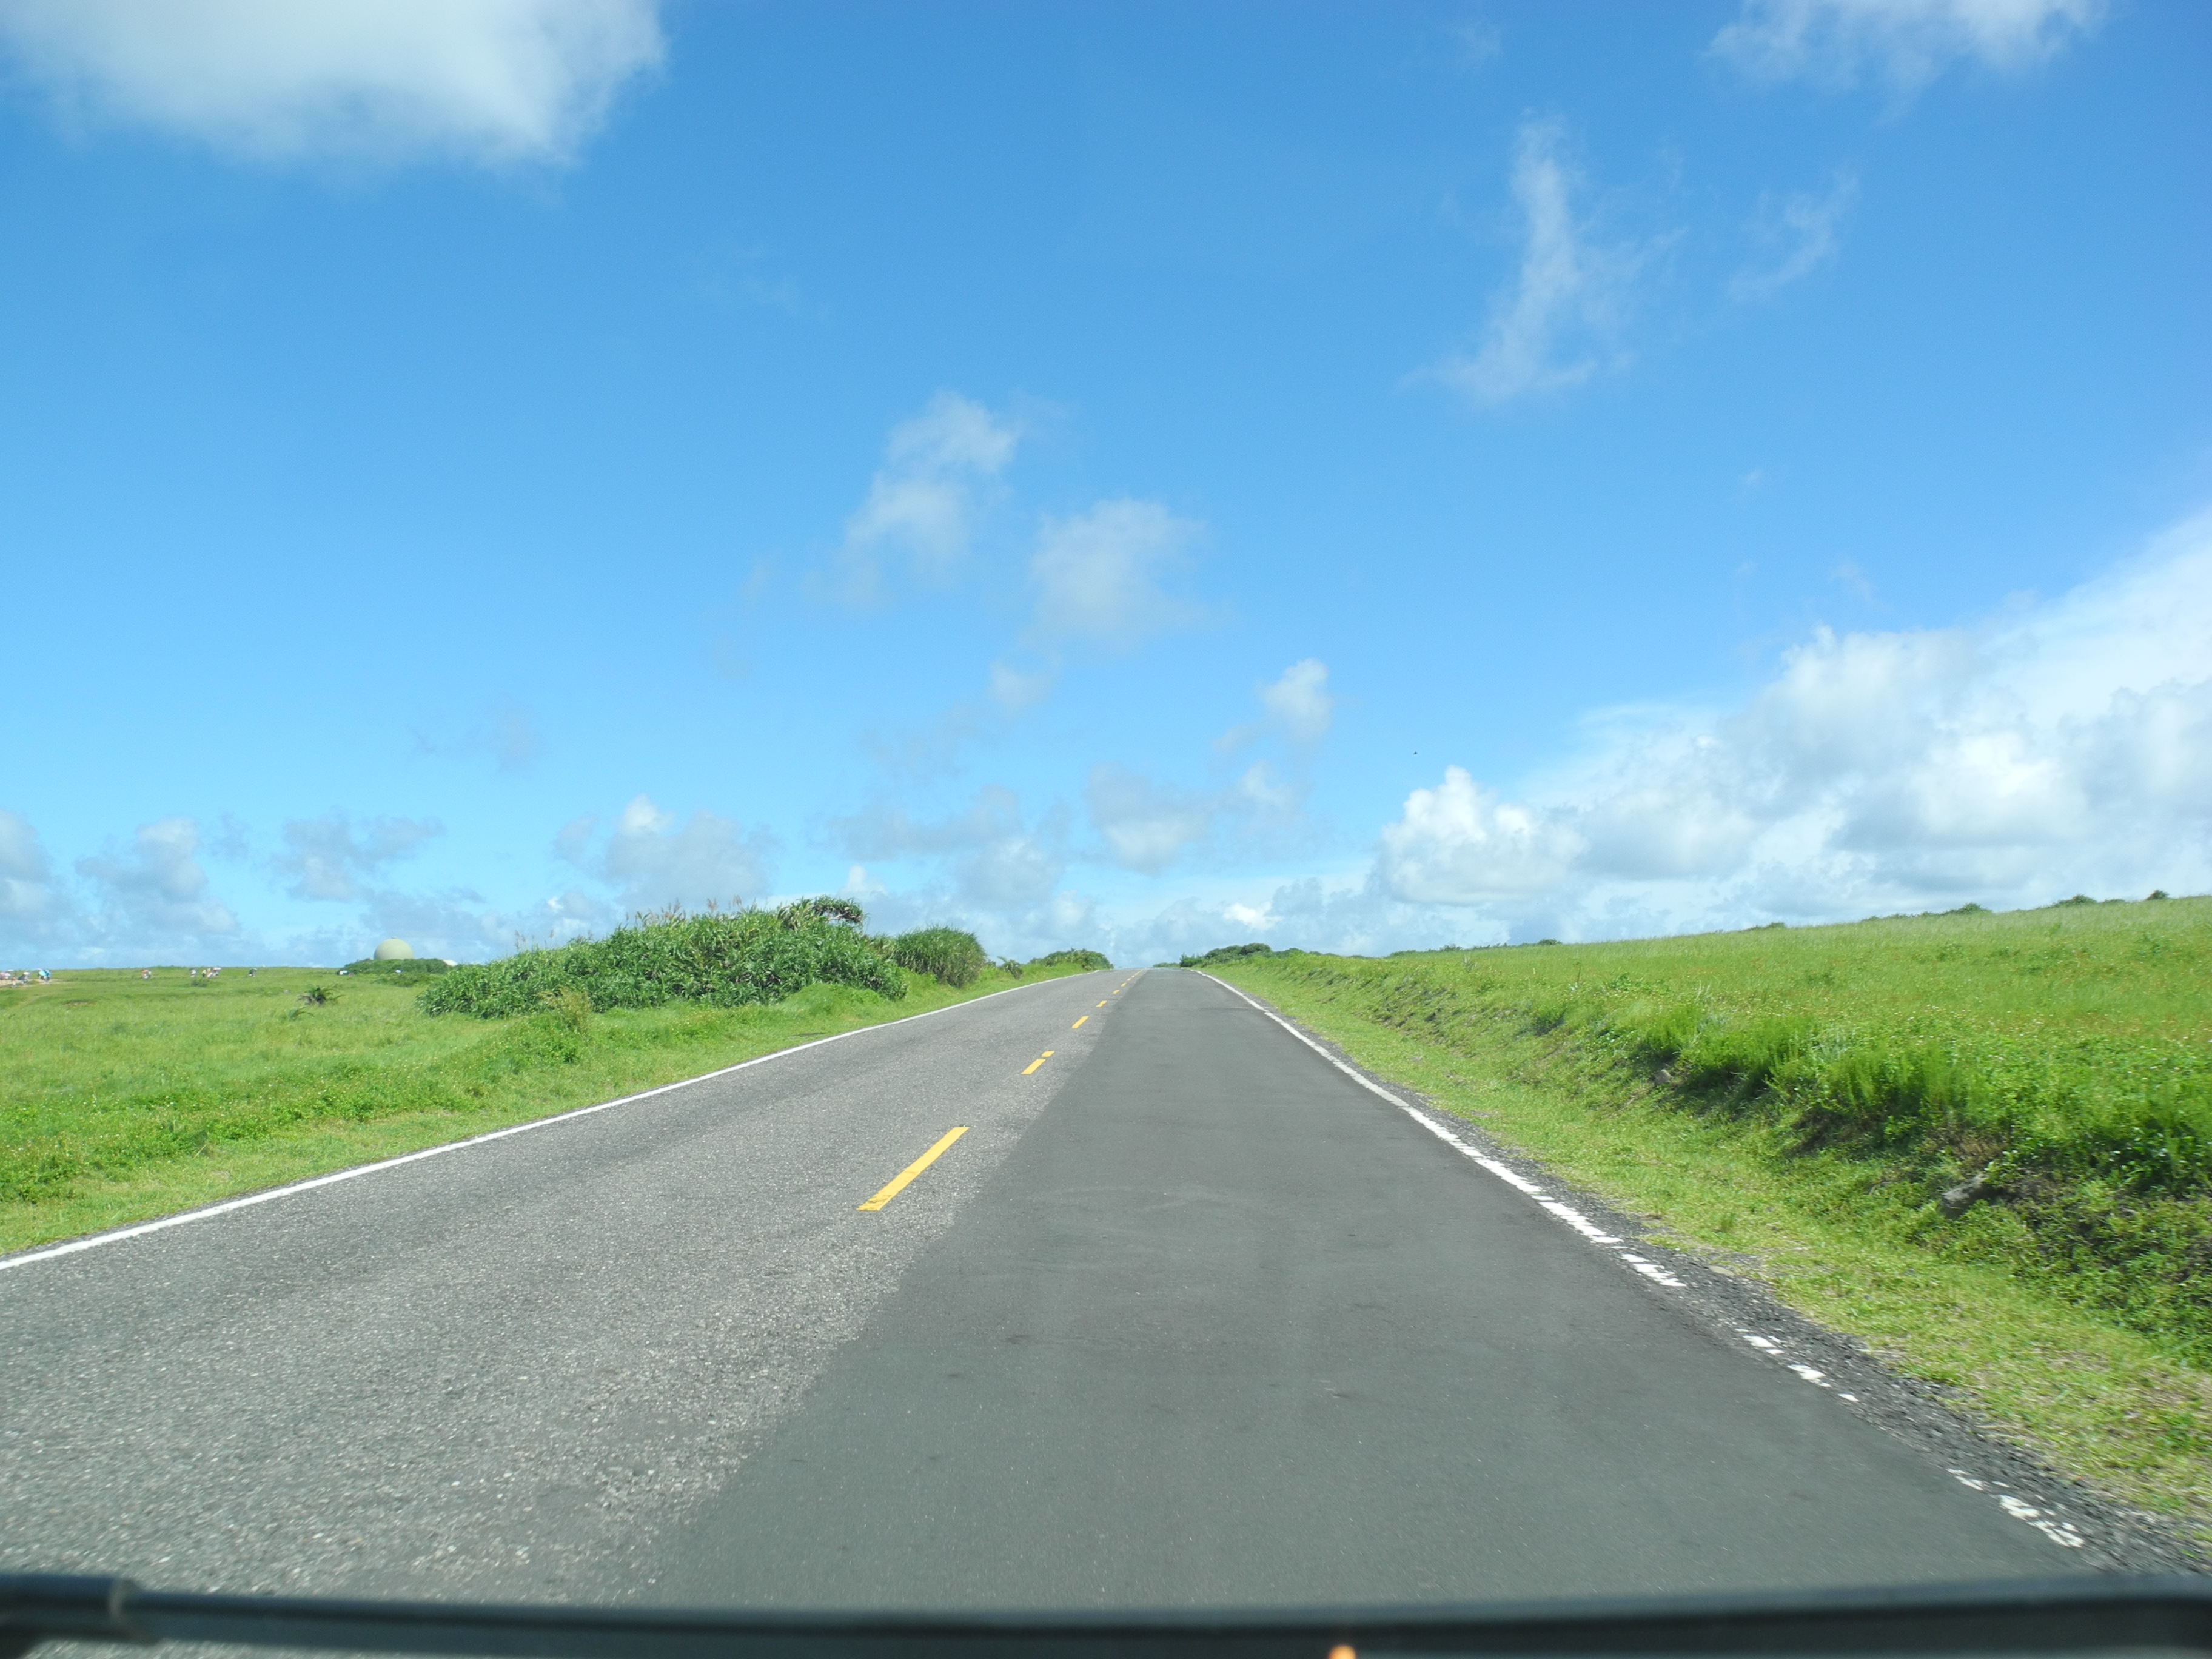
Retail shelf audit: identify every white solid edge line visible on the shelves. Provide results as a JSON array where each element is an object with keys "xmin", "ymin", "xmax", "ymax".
[
  {"xmin": 1194, "ymin": 969, "xmax": 1685, "ymax": 1290},
  {"xmin": 1, "ymin": 968, "xmax": 1105, "ymax": 1275}
]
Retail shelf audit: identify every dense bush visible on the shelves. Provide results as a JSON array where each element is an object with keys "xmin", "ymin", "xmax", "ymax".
[
  {"xmin": 1179, "ymin": 942, "xmax": 1274, "ymax": 968},
  {"xmin": 341, "ymin": 957, "xmax": 449, "ymax": 979},
  {"xmin": 890, "ymin": 927, "xmax": 988, "ymax": 988},
  {"xmin": 1031, "ymin": 948, "xmax": 1112, "ymax": 971},
  {"xmin": 421, "ymin": 903, "xmax": 905, "ymax": 1018}
]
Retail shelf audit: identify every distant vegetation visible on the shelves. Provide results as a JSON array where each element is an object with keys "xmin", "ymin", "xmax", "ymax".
[
  {"xmin": 1178, "ymin": 942, "xmax": 1279, "ymax": 968},
  {"xmin": 1031, "ymin": 948, "xmax": 1113, "ymax": 971},
  {"xmin": 423, "ymin": 902, "xmax": 907, "ymax": 1018},
  {"xmin": 420, "ymin": 907, "xmax": 1111, "ymax": 1014},
  {"xmin": 1204, "ymin": 894, "xmax": 2212, "ymax": 1358},
  {"xmin": 341, "ymin": 956, "xmax": 449, "ymax": 980}
]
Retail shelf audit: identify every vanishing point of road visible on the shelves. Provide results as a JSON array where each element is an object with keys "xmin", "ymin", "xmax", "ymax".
[{"xmin": 2, "ymin": 969, "xmax": 2081, "ymax": 1608}]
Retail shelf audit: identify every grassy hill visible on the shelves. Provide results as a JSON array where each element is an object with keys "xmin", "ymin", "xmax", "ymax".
[{"xmin": 1204, "ymin": 894, "xmax": 2210, "ymax": 1537}]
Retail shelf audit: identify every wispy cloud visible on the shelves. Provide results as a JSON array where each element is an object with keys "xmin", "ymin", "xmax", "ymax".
[
  {"xmin": 0, "ymin": 808, "xmax": 61, "ymax": 934},
  {"xmin": 1025, "ymin": 497, "xmax": 1204, "ymax": 650},
  {"xmin": 275, "ymin": 813, "xmax": 443, "ymax": 902},
  {"xmin": 76, "ymin": 816, "xmax": 239, "ymax": 942},
  {"xmin": 830, "ymin": 786, "xmax": 1070, "ymax": 909},
  {"xmin": 557, "ymin": 793, "xmax": 776, "ymax": 914},
  {"xmin": 835, "ymin": 392, "xmax": 1024, "ymax": 602},
  {"xmin": 1431, "ymin": 119, "xmax": 1655, "ymax": 406},
  {"xmin": 1730, "ymin": 170, "xmax": 1858, "ymax": 301},
  {"xmin": 0, "ymin": 0, "xmax": 665, "ymax": 166},
  {"xmin": 1712, "ymin": 0, "xmax": 2106, "ymax": 91},
  {"xmin": 1085, "ymin": 765, "xmax": 1221, "ymax": 875},
  {"xmin": 1216, "ymin": 658, "xmax": 1336, "ymax": 753},
  {"xmin": 1259, "ymin": 657, "xmax": 1334, "ymax": 745}
]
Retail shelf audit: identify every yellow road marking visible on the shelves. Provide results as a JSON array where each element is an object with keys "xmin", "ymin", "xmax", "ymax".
[
  {"xmin": 857, "ymin": 1126, "xmax": 969, "ymax": 1212},
  {"xmin": 1022, "ymin": 1051, "xmax": 1055, "ymax": 1074},
  {"xmin": 1071, "ymin": 1015, "xmax": 1088, "ymax": 1028},
  {"xmin": 1097, "ymin": 1000, "xmax": 1107, "ymax": 1007}
]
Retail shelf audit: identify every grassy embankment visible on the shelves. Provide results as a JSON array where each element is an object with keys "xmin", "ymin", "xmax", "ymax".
[
  {"xmin": 1, "ymin": 917, "xmax": 1104, "ymax": 1257},
  {"xmin": 1205, "ymin": 895, "xmax": 2211, "ymax": 1537}
]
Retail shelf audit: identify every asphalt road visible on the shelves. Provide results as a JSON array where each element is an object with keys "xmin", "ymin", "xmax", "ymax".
[{"xmin": 4, "ymin": 967, "xmax": 2076, "ymax": 1612}]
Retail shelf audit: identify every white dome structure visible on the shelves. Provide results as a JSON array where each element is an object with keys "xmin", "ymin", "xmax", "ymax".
[{"xmin": 372, "ymin": 938, "xmax": 416, "ymax": 962}]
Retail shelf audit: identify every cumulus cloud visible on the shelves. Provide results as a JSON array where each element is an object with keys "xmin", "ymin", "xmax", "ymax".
[
  {"xmin": 1381, "ymin": 769, "xmax": 1580, "ymax": 904},
  {"xmin": 0, "ymin": 0, "xmax": 665, "ymax": 166},
  {"xmin": 1432, "ymin": 119, "xmax": 1654, "ymax": 406},
  {"xmin": 1026, "ymin": 497, "xmax": 1203, "ymax": 650},
  {"xmin": 76, "ymin": 816, "xmax": 239, "ymax": 940},
  {"xmin": 1730, "ymin": 171, "xmax": 1858, "ymax": 302},
  {"xmin": 1712, "ymin": 0, "xmax": 2106, "ymax": 90},
  {"xmin": 275, "ymin": 813, "xmax": 442, "ymax": 902},
  {"xmin": 837, "ymin": 392, "xmax": 1022, "ymax": 600},
  {"xmin": 1371, "ymin": 509, "xmax": 2212, "ymax": 939},
  {"xmin": 558, "ymin": 794, "xmax": 776, "ymax": 914}
]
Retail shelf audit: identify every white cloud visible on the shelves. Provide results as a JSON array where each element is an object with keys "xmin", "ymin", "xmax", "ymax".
[
  {"xmin": 0, "ymin": 0, "xmax": 665, "ymax": 166},
  {"xmin": 1712, "ymin": 0, "xmax": 2106, "ymax": 90},
  {"xmin": 1432, "ymin": 119, "xmax": 1652, "ymax": 407},
  {"xmin": 1371, "ymin": 508, "xmax": 2212, "ymax": 938},
  {"xmin": 1027, "ymin": 497, "xmax": 1202, "ymax": 649},
  {"xmin": 275, "ymin": 813, "xmax": 442, "ymax": 901},
  {"xmin": 1380, "ymin": 769, "xmax": 1580, "ymax": 903},
  {"xmin": 0, "ymin": 808, "xmax": 62, "ymax": 935},
  {"xmin": 1086, "ymin": 765, "xmax": 1219, "ymax": 875},
  {"xmin": 558, "ymin": 793, "xmax": 775, "ymax": 914},
  {"xmin": 837, "ymin": 392, "xmax": 1022, "ymax": 598},
  {"xmin": 76, "ymin": 816, "xmax": 239, "ymax": 940},
  {"xmin": 988, "ymin": 660, "xmax": 1056, "ymax": 714},
  {"xmin": 1259, "ymin": 658, "xmax": 1334, "ymax": 745},
  {"xmin": 1730, "ymin": 171, "xmax": 1858, "ymax": 302},
  {"xmin": 830, "ymin": 786, "xmax": 1068, "ymax": 909}
]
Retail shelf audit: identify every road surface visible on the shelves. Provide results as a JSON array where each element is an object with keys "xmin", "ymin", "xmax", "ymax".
[{"xmin": 2, "ymin": 968, "xmax": 2082, "ymax": 1611}]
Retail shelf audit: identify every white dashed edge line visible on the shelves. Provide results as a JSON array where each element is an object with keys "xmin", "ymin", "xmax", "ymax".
[
  {"xmin": 1949, "ymin": 1469, "xmax": 2088, "ymax": 1549},
  {"xmin": 0, "ymin": 970, "xmax": 1104, "ymax": 1275},
  {"xmin": 1737, "ymin": 1329, "xmax": 2085, "ymax": 1548},
  {"xmin": 1197, "ymin": 973, "xmax": 2093, "ymax": 1555},
  {"xmin": 1197, "ymin": 971, "xmax": 1685, "ymax": 1290}
]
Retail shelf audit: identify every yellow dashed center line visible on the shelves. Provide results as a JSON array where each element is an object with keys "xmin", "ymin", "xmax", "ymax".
[
  {"xmin": 857, "ymin": 1127, "xmax": 969, "ymax": 1212},
  {"xmin": 1022, "ymin": 1051, "xmax": 1055, "ymax": 1075},
  {"xmin": 1096, "ymin": 1000, "xmax": 1107, "ymax": 1007},
  {"xmin": 1071, "ymin": 1015, "xmax": 1088, "ymax": 1028}
]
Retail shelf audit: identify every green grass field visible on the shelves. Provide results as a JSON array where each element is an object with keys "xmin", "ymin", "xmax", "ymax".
[
  {"xmin": 0, "ymin": 959, "xmax": 1089, "ymax": 1257},
  {"xmin": 1207, "ymin": 894, "xmax": 2211, "ymax": 1537}
]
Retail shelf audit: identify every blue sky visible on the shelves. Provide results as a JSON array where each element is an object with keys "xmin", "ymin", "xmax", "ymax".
[{"xmin": 1, "ymin": 0, "xmax": 2207, "ymax": 967}]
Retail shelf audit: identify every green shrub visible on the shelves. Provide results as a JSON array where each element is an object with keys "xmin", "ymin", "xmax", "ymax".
[
  {"xmin": 421, "ymin": 904, "xmax": 905, "ymax": 1019},
  {"xmin": 1031, "ymin": 948, "xmax": 1111, "ymax": 971},
  {"xmin": 890, "ymin": 927, "xmax": 988, "ymax": 988},
  {"xmin": 1180, "ymin": 942, "xmax": 1272, "ymax": 968},
  {"xmin": 341, "ymin": 957, "xmax": 449, "ymax": 979}
]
